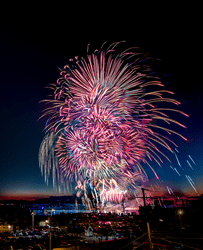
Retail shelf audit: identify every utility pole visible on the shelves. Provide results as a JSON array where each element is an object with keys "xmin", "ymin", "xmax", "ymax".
[
  {"xmin": 141, "ymin": 188, "xmax": 146, "ymax": 208},
  {"xmin": 49, "ymin": 217, "xmax": 52, "ymax": 250},
  {"xmin": 31, "ymin": 212, "xmax": 34, "ymax": 231},
  {"xmin": 122, "ymin": 199, "xmax": 126, "ymax": 214},
  {"xmin": 142, "ymin": 188, "xmax": 153, "ymax": 249}
]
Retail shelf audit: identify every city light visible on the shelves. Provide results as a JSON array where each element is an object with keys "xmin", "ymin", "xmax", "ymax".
[{"xmin": 178, "ymin": 210, "xmax": 183, "ymax": 215}]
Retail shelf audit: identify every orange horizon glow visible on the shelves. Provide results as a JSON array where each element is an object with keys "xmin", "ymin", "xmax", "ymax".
[
  {"xmin": 0, "ymin": 194, "xmax": 52, "ymax": 201},
  {"xmin": 0, "ymin": 192, "xmax": 73, "ymax": 201}
]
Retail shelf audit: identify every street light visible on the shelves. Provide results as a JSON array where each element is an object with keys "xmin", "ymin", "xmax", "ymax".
[
  {"xmin": 178, "ymin": 210, "xmax": 183, "ymax": 229},
  {"xmin": 51, "ymin": 208, "xmax": 55, "ymax": 216},
  {"xmin": 178, "ymin": 210, "xmax": 183, "ymax": 215}
]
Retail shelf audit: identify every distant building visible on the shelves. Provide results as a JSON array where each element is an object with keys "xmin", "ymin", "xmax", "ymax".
[
  {"xmin": 29, "ymin": 203, "xmax": 88, "ymax": 215},
  {"xmin": 0, "ymin": 224, "xmax": 13, "ymax": 232},
  {"xmin": 85, "ymin": 226, "xmax": 93, "ymax": 236}
]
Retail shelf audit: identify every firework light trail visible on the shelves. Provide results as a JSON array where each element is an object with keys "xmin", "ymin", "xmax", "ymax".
[
  {"xmin": 39, "ymin": 41, "xmax": 193, "ymax": 210},
  {"xmin": 186, "ymin": 160, "xmax": 194, "ymax": 170},
  {"xmin": 185, "ymin": 175, "xmax": 199, "ymax": 194},
  {"xmin": 166, "ymin": 148, "xmax": 199, "ymax": 196},
  {"xmin": 188, "ymin": 155, "xmax": 196, "ymax": 165},
  {"xmin": 174, "ymin": 151, "xmax": 183, "ymax": 169}
]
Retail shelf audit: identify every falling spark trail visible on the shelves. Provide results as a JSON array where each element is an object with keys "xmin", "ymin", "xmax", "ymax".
[
  {"xmin": 188, "ymin": 155, "xmax": 196, "ymax": 165},
  {"xmin": 185, "ymin": 175, "xmax": 198, "ymax": 194},
  {"xmin": 169, "ymin": 165, "xmax": 174, "ymax": 170},
  {"xmin": 187, "ymin": 175, "xmax": 195, "ymax": 185},
  {"xmin": 186, "ymin": 160, "xmax": 194, "ymax": 170},
  {"xmin": 174, "ymin": 168, "xmax": 181, "ymax": 176},
  {"xmin": 174, "ymin": 151, "xmax": 183, "ymax": 169},
  {"xmin": 174, "ymin": 148, "xmax": 179, "ymax": 153},
  {"xmin": 169, "ymin": 187, "xmax": 174, "ymax": 195},
  {"xmin": 167, "ymin": 186, "xmax": 171, "ymax": 194}
]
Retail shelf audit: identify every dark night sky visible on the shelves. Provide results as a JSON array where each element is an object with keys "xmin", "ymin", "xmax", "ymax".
[{"xmin": 0, "ymin": 4, "xmax": 202, "ymax": 199}]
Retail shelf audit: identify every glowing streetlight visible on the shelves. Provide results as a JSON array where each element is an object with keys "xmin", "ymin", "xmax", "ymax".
[
  {"xmin": 51, "ymin": 208, "xmax": 55, "ymax": 216},
  {"xmin": 178, "ymin": 210, "xmax": 183, "ymax": 229},
  {"xmin": 178, "ymin": 210, "xmax": 183, "ymax": 215}
]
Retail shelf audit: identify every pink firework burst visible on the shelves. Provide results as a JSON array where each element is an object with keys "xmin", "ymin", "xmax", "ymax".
[{"xmin": 39, "ymin": 41, "xmax": 187, "ymax": 193}]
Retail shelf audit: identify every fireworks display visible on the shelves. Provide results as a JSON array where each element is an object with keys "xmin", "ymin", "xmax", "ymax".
[{"xmin": 39, "ymin": 41, "xmax": 189, "ymax": 210}]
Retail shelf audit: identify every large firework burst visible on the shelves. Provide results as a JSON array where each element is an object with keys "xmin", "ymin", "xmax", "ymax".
[{"xmin": 39, "ymin": 41, "xmax": 187, "ymax": 203}]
